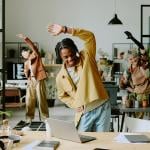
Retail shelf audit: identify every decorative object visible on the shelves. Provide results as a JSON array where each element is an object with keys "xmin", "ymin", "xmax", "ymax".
[
  {"xmin": 141, "ymin": 94, "xmax": 149, "ymax": 108},
  {"xmin": 46, "ymin": 84, "xmax": 56, "ymax": 107},
  {"xmin": 97, "ymin": 48, "xmax": 113, "ymax": 81},
  {"xmin": 0, "ymin": 111, "xmax": 12, "ymax": 125},
  {"xmin": 108, "ymin": 0, "xmax": 123, "ymax": 25},
  {"xmin": 125, "ymin": 99, "xmax": 133, "ymax": 108},
  {"xmin": 47, "ymin": 52, "xmax": 54, "ymax": 64},
  {"xmin": 40, "ymin": 49, "xmax": 46, "ymax": 64},
  {"xmin": 137, "ymin": 94, "xmax": 149, "ymax": 108},
  {"xmin": 40, "ymin": 48, "xmax": 46, "ymax": 57},
  {"xmin": 0, "ymin": 111, "xmax": 12, "ymax": 117},
  {"xmin": 125, "ymin": 93, "xmax": 135, "ymax": 108},
  {"xmin": 97, "ymin": 58, "xmax": 113, "ymax": 81}
]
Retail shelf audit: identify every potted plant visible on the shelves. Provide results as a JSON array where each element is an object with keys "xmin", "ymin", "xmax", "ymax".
[
  {"xmin": 141, "ymin": 94, "xmax": 149, "ymax": 108},
  {"xmin": 125, "ymin": 93, "xmax": 135, "ymax": 108},
  {"xmin": 46, "ymin": 85, "xmax": 56, "ymax": 107},
  {"xmin": 0, "ymin": 110, "xmax": 12, "ymax": 124},
  {"xmin": 40, "ymin": 48, "xmax": 46, "ymax": 57},
  {"xmin": 40, "ymin": 48, "xmax": 46, "ymax": 64}
]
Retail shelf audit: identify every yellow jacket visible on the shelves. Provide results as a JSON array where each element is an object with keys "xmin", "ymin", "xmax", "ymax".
[{"xmin": 56, "ymin": 28, "xmax": 109, "ymax": 126}]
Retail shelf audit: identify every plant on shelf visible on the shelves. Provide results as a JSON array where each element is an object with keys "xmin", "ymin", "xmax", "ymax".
[
  {"xmin": 136, "ymin": 94, "xmax": 149, "ymax": 107},
  {"xmin": 141, "ymin": 94, "xmax": 149, "ymax": 108},
  {"xmin": 46, "ymin": 84, "xmax": 57, "ymax": 107},
  {"xmin": 125, "ymin": 93, "xmax": 135, "ymax": 108},
  {"xmin": 40, "ymin": 48, "xmax": 46, "ymax": 58}
]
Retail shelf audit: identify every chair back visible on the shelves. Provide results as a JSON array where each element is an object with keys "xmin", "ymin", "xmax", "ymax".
[
  {"xmin": 103, "ymin": 81, "xmax": 118, "ymax": 106},
  {"xmin": 125, "ymin": 116, "xmax": 150, "ymax": 132}
]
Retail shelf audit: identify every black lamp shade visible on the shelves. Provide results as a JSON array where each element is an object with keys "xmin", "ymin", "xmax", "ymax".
[{"xmin": 108, "ymin": 14, "xmax": 123, "ymax": 25}]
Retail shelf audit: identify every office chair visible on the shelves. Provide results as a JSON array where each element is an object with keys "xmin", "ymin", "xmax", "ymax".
[
  {"xmin": 4, "ymin": 87, "xmax": 25, "ymax": 108},
  {"xmin": 103, "ymin": 82, "xmax": 121, "ymax": 131}
]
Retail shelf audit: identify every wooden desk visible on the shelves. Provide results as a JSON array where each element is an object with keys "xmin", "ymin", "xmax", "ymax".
[{"xmin": 13, "ymin": 131, "xmax": 150, "ymax": 150}]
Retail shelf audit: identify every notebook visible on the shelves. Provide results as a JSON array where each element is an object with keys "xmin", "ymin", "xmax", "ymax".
[
  {"xmin": 124, "ymin": 134, "xmax": 150, "ymax": 143},
  {"xmin": 32, "ymin": 140, "xmax": 60, "ymax": 150},
  {"xmin": 47, "ymin": 118, "xmax": 96, "ymax": 143}
]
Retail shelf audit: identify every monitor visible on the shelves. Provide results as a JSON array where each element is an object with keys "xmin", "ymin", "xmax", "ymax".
[{"xmin": 7, "ymin": 62, "xmax": 26, "ymax": 80}]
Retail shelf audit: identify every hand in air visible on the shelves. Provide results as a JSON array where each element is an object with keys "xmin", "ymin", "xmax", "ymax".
[
  {"xmin": 16, "ymin": 33, "xmax": 26, "ymax": 39},
  {"xmin": 124, "ymin": 31, "xmax": 133, "ymax": 39},
  {"xmin": 47, "ymin": 24, "xmax": 63, "ymax": 36}
]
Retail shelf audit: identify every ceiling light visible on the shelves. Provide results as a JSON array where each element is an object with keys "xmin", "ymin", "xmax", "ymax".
[{"xmin": 108, "ymin": 0, "xmax": 123, "ymax": 25}]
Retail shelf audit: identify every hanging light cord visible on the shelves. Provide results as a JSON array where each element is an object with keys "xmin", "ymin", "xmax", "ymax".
[{"xmin": 114, "ymin": 0, "xmax": 116, "ymax": 14}]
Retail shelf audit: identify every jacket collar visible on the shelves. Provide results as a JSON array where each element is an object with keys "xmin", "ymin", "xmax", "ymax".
[{"xmin": 61, "ymin": 63, "xmax": 77, "ymax": 91}]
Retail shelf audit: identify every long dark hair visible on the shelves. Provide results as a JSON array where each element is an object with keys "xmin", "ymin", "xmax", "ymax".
[{"xmin": 55, "ymin": 38, "xmax": 79, "ymax": 64}]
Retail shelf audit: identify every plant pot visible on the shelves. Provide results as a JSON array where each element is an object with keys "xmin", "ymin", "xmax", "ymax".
[
  {"xmin": 142, "ymin": 100, "xmax": 149, "ymax": 108},
  {"xmin": 47, "ymin": 99, "xmax": 55, "ymax": 107},
  {"xmin": 125, "ymin": 100, "xmax": 133, "ymax": 108}
]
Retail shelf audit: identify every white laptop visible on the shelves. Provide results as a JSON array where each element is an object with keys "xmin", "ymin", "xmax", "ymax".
[{"xmin": 47, "ymin": 118, "xmax": 96, "ymax": 143}]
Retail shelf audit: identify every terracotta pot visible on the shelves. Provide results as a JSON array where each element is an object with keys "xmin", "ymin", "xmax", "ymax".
[{"xmin": 142, "ymin": 100, "xmax": 148, "ymax": 108}]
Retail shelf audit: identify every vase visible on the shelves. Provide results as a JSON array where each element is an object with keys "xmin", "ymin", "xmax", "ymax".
[
  {"xmin": 125, "ymin": 100, "xmax": 133, "ymax": 108},
  {"xmin": 41, "ymin": 57, "xmax": 45, "ymax": 64}
]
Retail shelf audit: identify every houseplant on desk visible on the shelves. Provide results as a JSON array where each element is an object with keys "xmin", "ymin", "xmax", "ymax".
[{"xmin": 0, "ymin": 110, "xmax": 12, "ymax": 124}]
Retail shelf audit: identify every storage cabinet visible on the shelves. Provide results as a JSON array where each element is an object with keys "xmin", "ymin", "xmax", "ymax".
[{"xmin": 5, "ymin": 42, "xmax": 38, "ymax": 80}]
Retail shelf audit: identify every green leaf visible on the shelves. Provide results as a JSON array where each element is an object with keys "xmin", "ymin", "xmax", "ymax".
[{"xmin": 0, "ymin": 111, "xmax": 13, "ymax": 117}]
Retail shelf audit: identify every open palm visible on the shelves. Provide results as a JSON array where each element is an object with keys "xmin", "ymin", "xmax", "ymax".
[
  {"xmin": 47, "ymin": 24, "xmax": 63, "ymax": 36},
  {"xmin": 16, "ymin": 33, "xmax": 26, "ymax": 39}
]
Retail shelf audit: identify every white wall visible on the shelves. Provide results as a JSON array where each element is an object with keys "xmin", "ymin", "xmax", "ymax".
[{"xmin": 5, "ymin": 0, "xmax": 150, "ymax": 60}]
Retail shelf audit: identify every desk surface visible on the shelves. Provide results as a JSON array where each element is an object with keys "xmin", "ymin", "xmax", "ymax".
[
  {"xmin": 112, "ymin": 104, "xmax": 150, "ymax": 113},
  {"xmin": 13, "ymin": 131, "xmax": 150, "ymax": 150}
]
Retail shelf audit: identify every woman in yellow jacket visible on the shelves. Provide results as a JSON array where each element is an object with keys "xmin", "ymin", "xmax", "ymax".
[{"xmin": 47, "ymin": 24, "xmax": 111, "ymax": 132}]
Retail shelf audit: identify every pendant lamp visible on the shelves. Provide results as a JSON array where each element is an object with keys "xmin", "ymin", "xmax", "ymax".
[{"xmin": 108, "ymin": 0, "xmax": 123, "ymax": 25}]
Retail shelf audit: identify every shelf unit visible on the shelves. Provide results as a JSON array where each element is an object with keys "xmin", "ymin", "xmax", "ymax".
[
  {"xmin": 5, "ymin": 42, "xmax": 38, "ymax": 80},
  {"xmin": 112, "ymin": 42, "xmax": 150, "ymax": 75},
  {"xmin": 141, "ymin": 5, "xmax": 150, "ymax": 44},
  {"xmin": 0, "ymin": 0, "xmax": 6, "ymax": 116},
  {"xmin": 5, "ymin": 42, "xmax": 39, "ymax": 63}
]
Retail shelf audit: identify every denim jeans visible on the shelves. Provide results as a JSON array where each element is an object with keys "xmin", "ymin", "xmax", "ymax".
[{"xmin": 77, "ymin": 101, "xmax": 111, "ymax": 132}]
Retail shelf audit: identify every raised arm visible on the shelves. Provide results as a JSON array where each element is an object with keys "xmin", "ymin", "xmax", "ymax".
[
  {"xmin": 47, "ymin": 24, "xmax": 96, "ymax": 57},
  {"xmin": 124, "ymin": 31, "xmax": 145, "ymax": 51},
  {"xmin": 16, "ymin": 34, "xmax": 38, "ymax": 54},
  {"xmin": 47, "ymin": 24, "xmax": 73, "ymax": 35}
]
